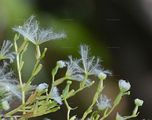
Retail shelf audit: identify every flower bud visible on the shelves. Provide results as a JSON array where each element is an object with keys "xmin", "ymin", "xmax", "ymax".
[
  {"xmin": 57, "ymin": 60, "xmax": 66, "ymax": 68},
  {"xmin": 36, "ymin": 83, "xmax": 48, "ymax": 92},
  {"xmin": 2, "ymin": 100, "xmax": 10, "ymax": 111},
  {"xmin": 135, "ymin": 98, "xmax": 144, "ymax": 106},
  {"xmin": 98, "ymin": 72, "xmax": 107, "ymax": 80},
  {"xmin": 119, "ymin": 80, "xmax": 131, "ymax": 93}
]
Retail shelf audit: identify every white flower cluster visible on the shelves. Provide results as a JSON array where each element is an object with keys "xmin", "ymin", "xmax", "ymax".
[
  {"xmin": 96, "ymin": 95, "xmax": 111, "ymax": 111},
  {"xmin": 0, "ymin": 63, "xmax": 21, "ymax": 101},
  {"xmin": 0, "ymin": 40, "xmax": 15, "ymax": 63},
  {"xmin": 0, "ymin": 15, "xmax": 143, "ymax": 120},
  {"xmin": 50, "ymin": 87, "xmax": 62, "ymax": 105},
  {"xmin": 64, "ymin": 45, "xmax": 110, "ymax": 82},
  {"xmin": 13, "ymin": 16, "xmax": 66, "ymax": 45},
  {"xmin": 65, "ymin": 56, "xmax": 83, "ymax": 81}
]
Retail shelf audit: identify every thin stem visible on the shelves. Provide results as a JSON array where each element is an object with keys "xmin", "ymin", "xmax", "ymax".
[
  {"xmin": 81, "ymin": 80, "xmax": 104, "ymax": 120},
  {"xmin": 132, "ymin": 106, "xmax": 138, "ymax": 116},
  {"xmin": 36, "ymin": 45, "xmax": 41, "ymax": 60},
  {"xmin": 53, "ymin": 77, "xmax": 67, "ymax": 86},
  {"xmin": 67, "ymin": 81, "xmax": 94, "ymax": 99},
  {"xmin": 64, "ymin": 99, "xmax": 71, "ymax": 120},
  {"xmin": 122, "ymin": 106, "xmax": 139, "ymax": 119},
  {"xmin": 124, "ymin": 114, "xmax": 138, "ymax": 120},
  {"xmin": 100, "ymin": 92, "xmax": 123, "ymax": 120},
  {"xmin": 14, "ymin": 39, "xmax": 25, "ymax": 108},
  {"xmin": 52, "ymin": 71, "xmax": 55, "ymax": 86},
  {"xmin": 81, "ymin": 73, "xmax": 88, "ymax": 87},
  {"xmin": 5, "ymin": 104, "xmax": 24, "ymax": 117},
  {"xmin": 49, "ymin": 65, "xmax": 60, "ymax": 94},
  {"xmin": 26, "ymin": 60, "xmax": 40, "ymax": 85}
]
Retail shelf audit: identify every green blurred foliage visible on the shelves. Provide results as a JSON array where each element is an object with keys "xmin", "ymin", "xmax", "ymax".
[
  {"xmin": 0, "ymin": 0, "xmax": 32, "ymax": 26},
  {"xmin": 42, "ymin": 17, "xmax": 111, "ymax": 65}
]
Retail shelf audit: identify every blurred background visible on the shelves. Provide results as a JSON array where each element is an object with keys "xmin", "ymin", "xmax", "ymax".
[{"xmin": 0, "ymin": 0, "xmax": 152, "ymax": 119}]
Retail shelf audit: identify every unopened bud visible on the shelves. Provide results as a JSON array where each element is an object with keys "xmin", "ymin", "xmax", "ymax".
[
  {"xmin": 119, "ymin": 80, "xmax": 131, "ymax": 93},
  {"xmin": 57, "ymin": 60, "xmax": 66, "ymax": 68},
  {"xmin": 135, "ymin": 98, "xmax": 144, "ymax": 106},
  {"xmin": 36, "ymin": 83, "xmax": 48, "ymax": 92},
  {"xmin": 98, "ymin": 72, "xmax": 107, "ymax": 80}
]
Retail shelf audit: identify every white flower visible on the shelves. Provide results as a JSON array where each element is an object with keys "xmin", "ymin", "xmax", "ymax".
[
  {"xmin": 65, "ymin": 56, "xmax": 84, "ymax": 81},
  {"xmin": 0, "ymin": 40, "xmax": 15, "ymax": 63},
  {"xmin": 13, "ymin": 16, "xmax": 66, "ymax": 45},
  {"xmin": 0, "ymin": 62, "xmax": 21, "ymax": 100},
  {"xmin": 119, "ymin": 80, "xmax": 131, "ymax": 93},
  {"xmin": 1, "ymin": 100, "xmax": 10, "ymax": 111},
  {"xmin": 135, "ymin": 98, "xmax": 144, "ymax": 106},
  {"xmin": 36, "ymin": 83, "xmax": 48, "ymax": 92},
  {"xmin": 79, "ymin": 45, "xmax": 110, "ymax": 76},
  {"xmin": 97, "ymin": 95, "xmax": 111, "ymax": 111},
  {"xmin": 65, "ymin": 45, "xmax": 110, "ymax": 82},
  {"xmin": 50, "ymin": 86, "xmax": 62, "ymax": 105},
  {"xmin": 57, "ymin": 60, "xmax": 66, "ymax": 68}
]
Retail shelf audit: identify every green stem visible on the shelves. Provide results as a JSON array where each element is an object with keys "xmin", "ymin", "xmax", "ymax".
[
  {"xmin": 26, "ymin": 45, "xmax": 42, "ymax": 86},
  {"xmin": 81, "ymin": 73, "xmax": 88, "ymax": 87},
  {"xmin": 124, "ymin": 114, "xmax": 138, "ymax": 120},
  {"xmin": 25, "ymin": 59, "xmax": 40, "ymax": 89},
  {"xmin": 100, "ymin": 92, "xmax": 123, "ymax": 120},
  {"xmin": 64, "ymin": 99, "xmax": 71, "ymax": 120},
  {"xmin": 14, "ymin": 39, "xmax": 25, "ymax": 110},
  {"xmin": 81, "ymin": 80, "xmax": 104, "ymax": 120},
  {"xmin": 67, "ymin": 81, "xmax": 94, "ymax": 99},
  {"xmin": 132, "ymin": 106, "xmax": 138, "ymax": 116},
  {"xmin": 5, "ymin": 105, "xmax": 23, "ymax": 117},
  {"xmin": 36, "ymin": 45, "xmax": 41, "ymax": 60},
  {"xmin": 53, "ymin": 77, "xmax": 67, "ymax": 86}
]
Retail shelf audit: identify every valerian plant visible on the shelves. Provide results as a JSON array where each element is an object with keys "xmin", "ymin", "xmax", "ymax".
[{"xmin": 0, "ymin": 16, "xmax": 143, "ymax": 120}]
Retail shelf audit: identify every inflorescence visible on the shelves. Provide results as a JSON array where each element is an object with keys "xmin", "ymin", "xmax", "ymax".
[{"xmin": 0, "ymin": 16, "xmax": 143, "ymax": 120}]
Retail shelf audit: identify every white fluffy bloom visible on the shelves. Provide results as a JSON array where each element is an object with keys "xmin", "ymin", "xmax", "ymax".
[
  {"xmin": 50, "ymin": 87, "xmax": 62, "ymax": 105},
  {"xmin": 36, "ymin": 83, "xmax": 48, "ymax": 92},
  {"xmin": 13, "ymin": 16, "xmax": 66, "ymax": 45},
  {"xmin": 65, "ymin": 56, "xmax": 84, "ymax": 81},
  {"xmin": 96, "ymin": 95, "xmax": 111, "ymax": 111},
  {"xmin": 57, "ymin": 60, "xmax": 66, "ymax": 68},
  {"xmin": 119, "ymin": 80, "xmax": 131, "ymax": 93},
  {"xmin": 65, "ymin": 45, "xmax": 110, "ymax": 83},
  {"xmin": 0, "ymin": 63, "xmax": 21, "ymax": 100},
  {"xmin": 79, "ymin": 45, "xmax": 110, "ymax": 76},
  {"xmin": 0, "ymin": 40, "xmax": 15, "ymax": 63}
]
